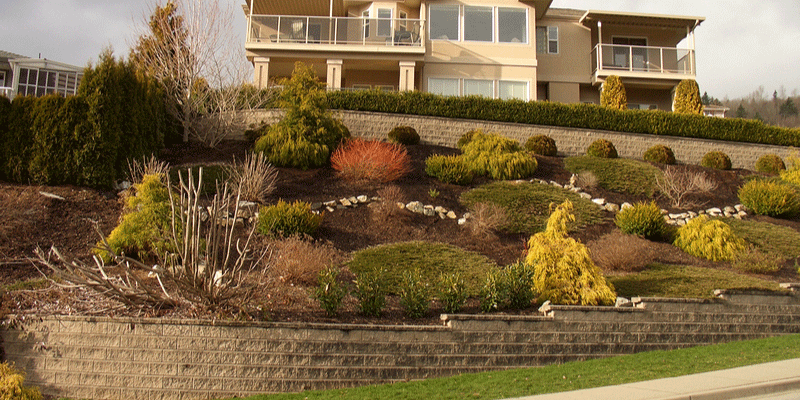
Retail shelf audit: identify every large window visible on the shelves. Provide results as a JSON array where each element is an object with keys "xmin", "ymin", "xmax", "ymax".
[
  {"xmin": 429, "ymin": 78, "xmax": 528, "ymax": 101},
  {"xmin": 464, "ymin": 6, "xmax": 493, "ymax": 42},
  {"xmin": 498, "ymin": 8, "xmax": 527, "ymax": 43},
  {"xmin": 536, "ymin": 26, "xmax": 558, "ymax": 54},
  {"xmin": 464, "ymin": 79, "xmax": 493, "ymax": 97},
  {"xmin": 377, "ymin": 8, "xmax": 392, "ymax": 36},
  {"xmin": 428, "ymin": 78, "xmax": 460, "ymax": 97},
  {"xmin": 429, "ymin": 5, "xmax": 459, "ymax": 40},
  {"xmin": 430, "ymin": 5, "xmax": 528, "ymax": 44},
  {"xmin": 16, "ymin": 67, "xmax": 82, "ymax": 97},
  {"xmin": 499, "ymin": 81, "xmax": 528, "ymax": 101}
]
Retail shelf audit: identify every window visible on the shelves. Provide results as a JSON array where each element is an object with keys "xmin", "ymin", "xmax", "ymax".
[
  {"xmin": 352, "ymin": 84, "xmax": 371, "ymax": 91},
  {"xmin": 464, "ymin": 79, "xmax": 493, "ymax": 97},
  {"xmin": 363, "ymin": 11, "xmax": 370, "ymax": 38},
  {"xmin": 464, "ymin": 6, "xmax": 493, "ymax": 42},
  {"xmin": 429, "ymin": 5, "xmax": 459, "ymax": 40},
  {"xmin": 15, "ymin": 67, "xmax": 82, "ymax": 97},
  {"xmin": 0, "ymin": 71, "xmax": 5, "ymax": 87},
  {"xmin": 536, "ymin": 26, "xmax": 558, "ymax": 54},
  {"xmin": 499, "ymin": 81, "xmax": 528, "ymax": 101},
  {"xmin": 377, "ymin": 85, "xmax": 394, "ymax": 91},
  {"xmin": 498, "ymin": 8, "xmax": 527, "ymax": 43},
  {"xmin": 378, "ymin": 8, "xmax": 392, "ymax": 36},
  {"xmin": 428, "ymin": 78, "xmax": 459, "ymax": 97}
]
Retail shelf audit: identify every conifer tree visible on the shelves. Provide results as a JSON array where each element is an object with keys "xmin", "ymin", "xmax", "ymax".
[
  {"xmin": 673, "ymin": 79, "xmax": 703, "ymax": 114},
  {"xmin": 600, "ymin": 75, "xmax": 627, "ymax": 110}
]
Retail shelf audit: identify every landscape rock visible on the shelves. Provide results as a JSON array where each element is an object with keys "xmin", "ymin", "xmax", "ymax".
[
  {"xmin": 604, "ymin": 203, "xmax": 620, "ymax": 213},
  {"xmin": 423, "ymin": 205, "xmax": 435, "ymax": 216},
  {"xmin": 458, "ymin": 218, "xmax": 467, "ymax": 225},
  {"xmin": 434, "ymin": 206, "xmax": 447, "ymax": 214},
  {"xmin": 579, "ymin": 192, "xmax": 592, "ymax": 200},
  {"xmin": 446, "ymin": 211, "xmax": 457, "ymax": 219},
  {"xmin": 326, "ymin": 206, "xmax": 335, "ymax": 213},
  {"xmin": 357, "ymin": 195, "xmax": 369, "ymax": 203},
  {"xmin": 310, "ymin": 202, "xmax": 322, "ymax": 211},
  {"xmin": 621, "ymin": 202, "xmax": 632, "ymax": 210},
  {"xmin": 406, "ymin": 201, "xmax": 424, "ymax": 214},
  {"xmin": 340, "ymin": 198, "xmax": 352, "ymax": 207},
  {"xmin": 592, "ymin": 198, "xmax": 605, "ymax": 206}
]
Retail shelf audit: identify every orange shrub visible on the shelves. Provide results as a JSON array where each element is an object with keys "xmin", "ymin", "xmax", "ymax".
[{"xmin": 331, "ymin": 138, "xmax": 412, "ymax": 182}]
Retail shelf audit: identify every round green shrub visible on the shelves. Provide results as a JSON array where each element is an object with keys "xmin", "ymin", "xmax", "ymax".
[
  {"xmin": 673, "ymin": 215, "xmax": 747, "ymax": 262},
  {"xmin": 614, "ymin": 201, "xmax": 669, "ymax": 241},
  {"xmin": 524, "ymin": 135, "xmax": 557, "ymax": 156},
  {"xmin": 643, "ymin": 144, "xmax": 676, "ymax": 165},
  {"xmin": 738, "ymin": 179, "xmax": 800, "ymax": 218},
  {"xmin": 587, "ymin": 139, "xmax": 618, "ymax": 158},
  {"xmin": 486, "ymin": 152, "xmax": 538, "ymax": 180},
  {"xmin": 701, "ymin": 151, "xmax": 732, "ymax": 170},
  {"xmin": 387, "ymin": 125, "xmax": 420, "ymax": 145},
  {"xmin": 755, "ymin": 154, "xmax": 786, "ymax": 175},
  {"xmin": 257, "ymin": 200, "xmax": 322, "ymax": 237},
  {"xmin": 425, "ymin": 154, "xmax": 474, "ymax": 185}
]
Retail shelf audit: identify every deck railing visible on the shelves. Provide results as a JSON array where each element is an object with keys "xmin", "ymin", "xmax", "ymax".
[
  {"xmin": 592, "ymin": 44, "xmax": 695, "ymax": 76},
  {"xmin": 247, "ymin": 15, "xmax": 424, "ymax": 47}
]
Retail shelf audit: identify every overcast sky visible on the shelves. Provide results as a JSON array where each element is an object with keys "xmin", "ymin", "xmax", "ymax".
[{"xmin": 1, "ymin": 0, "xmax": 798, "ymax": 100}]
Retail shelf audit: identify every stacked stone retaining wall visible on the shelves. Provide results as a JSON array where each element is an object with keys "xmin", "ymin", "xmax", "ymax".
[
  {"xmin": 242, "ymin": 109, "xmax": 797, "ymax": 170},
  {"xmin": 4, "ymin": 291, "xmax": 800, "ymax": 400}
]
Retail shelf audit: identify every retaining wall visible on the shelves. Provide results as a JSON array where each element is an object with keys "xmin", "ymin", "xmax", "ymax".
[
  {"xmin": 4, "ymin": 292, "xmax": 800, "ymax": 400},
  {"xmin": 243, "ymin": 109, "xmax": 797, "ymax": 170}
]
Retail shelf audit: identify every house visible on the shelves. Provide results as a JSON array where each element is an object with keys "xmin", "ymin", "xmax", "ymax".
[
  {"xmin": 243, "ymin": 0, "xmax": 703, "ymax": 111},
  {"xmin": 702, "ymin": 105, "xmax": 729, "ymax": 118},
  {"xmin": 0, "ymin": 50, "xmax": 84, "ymax": 99}
]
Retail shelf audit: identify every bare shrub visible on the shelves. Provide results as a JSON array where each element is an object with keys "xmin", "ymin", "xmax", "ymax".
[
  {"xmin": 371, "ymin": 185, "xmax": 406, "ymax": 221},
  {"xmin": 127, "ymin": 155, "xmax": 169, "ymax": 184},
  {"xmin": 466, "ymin": 202, "xmax": 508, "ymax": 238},
  {"xmin": 575, "ymin": 170, "xmax": 598, "ymax": 188},
  {"xmin": 330, "ymin": 138, "xmax": 412, "ymax": 183},
  {"xmin": 268, "ymin": 236, "xmax": 346, "ymax": 286},
  {"xmin": 588, "ymin": 230, "xmax": 657, "ymax": 273},
  {"xmin": 656, "ymin": 166, "xmax": 718, "ymax": 208},
  {"xmin": 228, "ymin": 152, "xmax": 278, "ymax": 203}
]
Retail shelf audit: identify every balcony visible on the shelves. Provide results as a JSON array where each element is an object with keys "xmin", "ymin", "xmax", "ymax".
[
  {"xmin": 246, "ymin": 15, "xmax": 425, "ymax": 54},
  {"xmin": 591, "ymin": 44, "xmax": 696, "ymax": 84},
  {"xmin": 0, "ymin": 87, "xmax": 12, "ymax": 98}
]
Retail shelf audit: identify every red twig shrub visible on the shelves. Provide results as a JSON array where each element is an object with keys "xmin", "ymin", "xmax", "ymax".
[{"xmin": 331, "ymin": 138, "xmax": 412, "ymax": 182}]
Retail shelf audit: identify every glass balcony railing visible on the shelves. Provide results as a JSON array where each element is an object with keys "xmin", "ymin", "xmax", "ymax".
[
  {"xmin": 247, "ymin": 15, "xmax": 424, "ymax": 48},
  {"xmin": 591, "ymin": 44, "xmax": 696, "ymax": 76}
]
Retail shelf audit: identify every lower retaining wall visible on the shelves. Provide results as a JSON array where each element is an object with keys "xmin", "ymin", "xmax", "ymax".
[
  {"xmin": 243, "ymin": 109, "xmax": 796, "ymax": 170},
  {"xmin": 4, "ymin": 292, "xmax": 800, "ymax": 400}
]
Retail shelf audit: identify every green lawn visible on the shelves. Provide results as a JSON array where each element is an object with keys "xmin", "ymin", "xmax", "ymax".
[
  {"xmin": 229, "ymin": 334, "xmax": 800, "ymax": 400},
  {"xmin": 564, "ymin": 156, "xmax": 662, "ymax": 197}
]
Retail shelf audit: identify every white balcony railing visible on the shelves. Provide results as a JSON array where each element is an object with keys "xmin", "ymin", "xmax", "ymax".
[
  {"xmin": 247, "ymin": 15, "xmax": 424, "ymax": 47},
  {"xmin": 592, "ymin": 44, "xmax": 695, "ymax": 76},
  {"xmin": 0, "ymin": 87, "xmax": 12, "ymax": 98}
]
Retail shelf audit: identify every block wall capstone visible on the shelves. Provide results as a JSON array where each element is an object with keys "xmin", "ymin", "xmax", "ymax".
[
  {"xmin": 240, "ymin": 109, "xmax": 796, "ymax": 170},
  {"xmin": 4, "ymin": 292, "xmax": 800, "ymax": 400}
]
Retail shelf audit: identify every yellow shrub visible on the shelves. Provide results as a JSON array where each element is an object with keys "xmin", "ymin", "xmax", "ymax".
[
  {"xmin": 673, "ymin": 215, "xmax": 747, "ymax": 261},
  {"xmin": 525, "ymin": 200, "xmax": 616, "ymax": 306},
  {"xmin": 0, "ymin": 362, "xmax": 42, "ymax": 400}
]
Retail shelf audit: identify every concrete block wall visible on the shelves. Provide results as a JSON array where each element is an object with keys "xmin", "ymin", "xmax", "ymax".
[
  {"xmin": 242, "ymin": 109, "xmax": 797, "ymax": 170},
  {"xmin": 4, "ymin": 292, "xmax": 800, "ymax": 400}
]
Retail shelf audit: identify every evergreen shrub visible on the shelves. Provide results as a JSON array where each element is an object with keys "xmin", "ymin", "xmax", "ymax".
[
  {"xmin": 438, "ymin": 273, "xmax": 468, "ymax": 313},
  {"xmin": 587, "ymin": 139, "xmax": 618, "ymax": 158},
  {"xmin": 755, "ymin": 154, "xmax": 785, "ymax": 175},
  {"xmin": 388, "ymin": 125, "xmax": 420, "ymax": 145},
  {"xmin": 643, "ymin": 144, "xmax": 676, "ymax": 165},
  {"xmin": 525, "ymin": 134, "xmax": 557, "ymax": 156},
  {"xmin": 313, "ymin": 266, "xmax": 347, "ymax": 317},
  {"xmin": 673, "ymin": 215, "xmax": 747, "ymax": 261},
  {"xmin": 424, "ymin": 154, "xmax": 474, "ymax": 185},
  {"xmin": 738, "ymin": 179, "xmax": 800, "ymax": 218},
  {"xmin": 257, "ymin": 200, "xmax": 322, "ymax": 237},
  {"xmin": 614, "ymin": 201, "xmax": 670, "ymax": 241},
  {"xmin": 0, "ymin": 361, "xmax": 42, "ymax": 400},
  {"xmin": 701, "ymin": 151, "xmax": 732, "ymax": 170},
  {"xmin": 459, "ymin": 130, "xmax": 536, "ymax": 180},
  {"xmin": 600, "ymin": 75, "xmax": 627, "ymax": 110},
  {"xmin": 673, "ymin": 79, "xmax": 703, "ymax": 114},
  {"xmin": 398, "ymin": 268, "xmax": 431, "ymax": 318},
  {"xmin": 354, "ymin": 268, "xmax": 387, "ymax": 316},
  {"xmin": 486, "ymin": 152, "xmax": 538, "ymax": 180}
]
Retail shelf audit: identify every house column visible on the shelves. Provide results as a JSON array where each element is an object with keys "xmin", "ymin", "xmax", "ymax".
[
  {"xmin": 399, "ymin": 61, "xmax": 416, "ymax": 91},
  {"xmin": 253, "ymin": 57, "xmax": 270, "ymax": 89},
  {"xmin": 327, "ymin": 59, "xmax": 343, "ymax": 90},
  {"xmin": 597, "ymin": 21, "xmax": 603, "ymax": 73}
]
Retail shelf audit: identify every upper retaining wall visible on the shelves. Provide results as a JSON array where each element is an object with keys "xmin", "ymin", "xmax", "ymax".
[
  {"xmin": 243, "ymin": 109, "xmax": 797, "ymax": 170},
  {"xmin": 4, "ymin": 292, "xmax": 800, "ymax": 400}
]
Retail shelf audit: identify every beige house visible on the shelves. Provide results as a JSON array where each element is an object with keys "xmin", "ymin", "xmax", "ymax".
[{"xmin": 243, "ymin": 0, "xmax": 703, "ymax": 110}]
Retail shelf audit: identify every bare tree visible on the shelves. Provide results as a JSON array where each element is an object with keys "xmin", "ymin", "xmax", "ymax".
[
  {"xmin": 655, "ymin": 166, "xmax": 718, "ymax": 208},
  {"xmin": 130, "ymin": 0, "xmax": 267, "ymax": 146}
]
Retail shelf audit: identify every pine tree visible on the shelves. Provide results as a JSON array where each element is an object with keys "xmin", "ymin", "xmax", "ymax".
[
  {"xmin": 735, "ymin": 103, "xmax": 747, "ymax": 118},
  {"xmin": 600, "ymin": 75, "xmax": 627, "ymax": 110},
  {"xmin": 779, "ymin": 98, "xmax": 798, "ymax": 119}
]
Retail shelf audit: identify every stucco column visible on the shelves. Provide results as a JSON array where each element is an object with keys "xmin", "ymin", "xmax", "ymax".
[
  {"xmin": 253, "ymin": 57, "xmax": 270, "ymax": 89},
  {"xmin": 327, "ymin": 59, "xmax": 343, "ymax": 90},
  {"xmin": 399, "ymin": 61, "xmax": 416, "ymax": 91}
]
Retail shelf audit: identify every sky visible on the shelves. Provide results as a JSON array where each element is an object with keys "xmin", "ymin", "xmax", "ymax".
[{"xmin": 1, "ymin": 0, "xmax": 798, "ymax": 101}]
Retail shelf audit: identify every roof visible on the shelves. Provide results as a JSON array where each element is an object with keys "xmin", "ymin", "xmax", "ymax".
[
  {"xmin": 580, "ymin": 10, "xmax": 705, "ymax": 29},
  {"xmin": 8, "ymin": 58, "xmax": 84, "ymax": 73},
  {"xmin": 0, "ymin": 50, "xmax": 28, "ymax": 61},
  {"xmin": 544, "ymin": 8, "xmax": 586, "ymax": 20}
]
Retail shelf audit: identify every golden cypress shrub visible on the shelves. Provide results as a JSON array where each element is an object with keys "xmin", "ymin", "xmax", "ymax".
[
  {"xmin": 673, "ymin": 215, "xmax": 747, "ymax": 261},
  {"xmin": 525, "ymin": 200, "xmax": 616, "ymax": 306},
  {"xmin": 0, "ymin": 362, "xmax": 42, "ymax": 400},
  {"xmin": 673, "ymin": 79, "xmax": 704, "ymax": 114},
  {"xmin": 600, "ymin": 75, "xmax": 627, "ymax": 110}
]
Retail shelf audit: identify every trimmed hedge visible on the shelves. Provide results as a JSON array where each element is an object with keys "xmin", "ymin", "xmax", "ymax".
[
  {"xmin": 325, "ymin": 90, "xmax": 800, "ymax": 147},
  {"xmin": 0, "ymin": 51, "xmax": 169, "ymax": 188}
]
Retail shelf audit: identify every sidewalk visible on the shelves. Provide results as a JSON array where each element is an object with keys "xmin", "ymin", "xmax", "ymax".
[{"xmin": 506, "ymin": 358, "xmax": 800, "ymax": 400}]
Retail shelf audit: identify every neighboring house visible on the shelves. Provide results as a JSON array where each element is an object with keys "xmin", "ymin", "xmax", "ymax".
[
  {"xmin": 243, "ymin": 0, "xmax": 703, "ymax": 111},
  {"xmin": 702, "ymin": 105, "xmax": 729, "ymax": 118},
  {"xmin": 0, "ymin": 50, "xmax": 84, "ymax": 100}
]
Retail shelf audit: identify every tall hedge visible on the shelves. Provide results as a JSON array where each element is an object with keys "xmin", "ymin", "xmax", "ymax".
[
  {"xmin": 0, "ymin": 51, "xmax": 170, "ymax": 188},
  {"xmin": 325, "ymin": 90, "xmax": 800, "ymax": 147}
]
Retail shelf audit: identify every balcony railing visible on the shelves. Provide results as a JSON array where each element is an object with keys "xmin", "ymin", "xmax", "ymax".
[
  {"xmin": 0, "ymin": 87, "xmax": 12, "ymax": 98},
  {"xmin": 591, "ymin": 44, "xmax": 695, "ymax": 76},
  {"xmin": 247, "ymin": 15, "xmax": 424, "ymax": 48}
]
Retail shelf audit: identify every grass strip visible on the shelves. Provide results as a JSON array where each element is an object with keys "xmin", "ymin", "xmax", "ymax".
[
  {"xmin": 564, "ymin": 156, "xmax": 662, "ymax": 197},
  {"xmin": 231, "ymin": 334, "xmax": 800, "ymax": 400}
]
